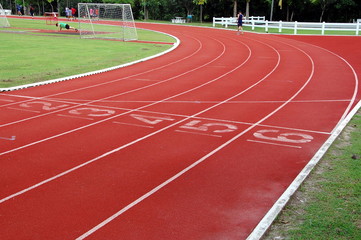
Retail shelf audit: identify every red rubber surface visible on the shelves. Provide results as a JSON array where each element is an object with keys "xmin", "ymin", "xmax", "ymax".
[{"xmin": 1, "ymin": 22, "xmax": 360, "ymax": 239}]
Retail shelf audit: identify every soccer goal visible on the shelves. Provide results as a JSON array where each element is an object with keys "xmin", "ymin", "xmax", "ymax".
[
  {"xmin": 78, "ymin": 3, "xmax": 138, "ymax": 41},
  {"xmin": 0, "ymin": 4, "xmax": 10, "ymax": 28}
]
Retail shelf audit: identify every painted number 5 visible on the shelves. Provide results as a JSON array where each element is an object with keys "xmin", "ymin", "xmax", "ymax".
[{"xmin": 180, "ymin": 120, "xmax": 237, "ymax": 133}]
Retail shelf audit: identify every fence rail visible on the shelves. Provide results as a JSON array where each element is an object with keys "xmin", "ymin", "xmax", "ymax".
[
  {"xmin": 0, "ymin": 9, "xmax": 11, "ymax": 15},
  {"xmin": 213, "ymin": 17, "xmax": 361, "ymax": 35}
]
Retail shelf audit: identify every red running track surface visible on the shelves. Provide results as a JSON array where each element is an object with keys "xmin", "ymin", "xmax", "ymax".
[{"xmin": 1, "ymin": 22, "xmax": 360, "ymax": 239}]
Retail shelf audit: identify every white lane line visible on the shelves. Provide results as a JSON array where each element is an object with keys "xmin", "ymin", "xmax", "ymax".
[
  {"xmin": 7, "ymin": 107, "xmax": 40, "ymax": 113},
  {"xmin": 175, "ymin": 130, "xmax": 222, "ymax": 138},
  {"xmin": 28, "ymin": 97, "xmax": 332, "ymax": 136},
  {"xmin": 57, "ymin": 114, "xmax": 94, "ymax": 121},
  {"xmin": 112, "ymin": 121, "xmax": 154, "ymax": 128},
  {"xmin": 0, "ymin": 136, "xmax": 16, "ymax": 141},
  {"xmin": 0, "ymin": 99, "xmax": 15, "ymax": 102},
  {"xmin": 247, "ymin": 139, "xmax": 302, "ymax": 149},
  {"xmin": 43, "ymin": 98, "xmax": 353, "ymax": 104}
]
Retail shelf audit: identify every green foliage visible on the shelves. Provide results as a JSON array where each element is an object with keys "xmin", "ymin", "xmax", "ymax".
[
  {"xmin": 1, "ymin": 0, "xmax": 359, "ymax": 22},
  {"xmin": 193, "ymin": 0, "xmax": 207, "ymax": 5},
  {"xmin": 102, "ymin": 0, "xmax": 135, "ymax": 5}
]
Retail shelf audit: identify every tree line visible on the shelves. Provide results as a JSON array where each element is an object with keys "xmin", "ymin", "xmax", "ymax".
[{"xmin": 1, "ymin": 0, "xmax": 360, "ymax": 23}]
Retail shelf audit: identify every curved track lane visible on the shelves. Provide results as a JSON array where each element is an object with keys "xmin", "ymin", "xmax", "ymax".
[{"xmin": 0, "ymin": 23, "xmax": 360, "ymax": 239}]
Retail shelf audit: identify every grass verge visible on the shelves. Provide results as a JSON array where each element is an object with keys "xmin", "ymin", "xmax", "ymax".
[{"xmin": 264, "ymin": 110, "xmax": 361, "ymax": 240}]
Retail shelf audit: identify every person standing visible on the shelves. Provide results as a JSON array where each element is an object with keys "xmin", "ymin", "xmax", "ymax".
[
  {"xmin": 29, "ymin": 5, "xmax": 35, "ymax": 18},
  {"xmin": 237, "ymin": 11, "xmax": 244, "ymax": 35},
  {"xmin": 16, "ymin": 4, "xmax": 22, "ymax": 16},
  {"xmin": 71, "ymin": 7, "xmax": 77, "ymax": 19}
]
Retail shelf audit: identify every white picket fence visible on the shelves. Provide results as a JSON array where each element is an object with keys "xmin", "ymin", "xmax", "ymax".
[
  {"xmin": 0, "ymin": 9, "xmax": 11, "ymax": 15},
  {"xmin": 213, "ymin": 17, "xmax": 361, "ymax": 35},
  {"xmin": 213, "ymin": 16, "xmax": 265, "ymax": 28}
]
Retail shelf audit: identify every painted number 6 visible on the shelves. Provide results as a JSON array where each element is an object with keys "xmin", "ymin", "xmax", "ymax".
[{"xmin": 253, "ymin": 129, "xmax": 313, "ymax": 144}]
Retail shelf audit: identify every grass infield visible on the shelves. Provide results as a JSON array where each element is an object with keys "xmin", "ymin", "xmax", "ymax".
[{"xmin": 0, "ymin": 18, "xmax": 175, "ymax": 88}]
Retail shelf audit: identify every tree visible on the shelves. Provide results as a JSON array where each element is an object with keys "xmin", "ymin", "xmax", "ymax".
[
  {"xmin": 46, "ymin": 0, "xmax": 54, "ymax": 12},
  {"xmin": 245, "ymin": 0, "xmax": 250, "ymax": 20},
  {"xmin": 193, "ymin": 0, "xmax": 206, "ymax": 23},
  {"xmin": 310, "ymin": 0, "xmax": 336, "ymax": 22},
  {"xmin": 333, "ymin": 0, "xmax": 357, "ymax": 22},
  {"xmin": 233, "ymin": 0, "xmax": 237, "ymax": 17}
]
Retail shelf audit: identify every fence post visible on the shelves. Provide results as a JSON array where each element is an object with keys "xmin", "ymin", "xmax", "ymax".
[
  {"xmin": 294, "ymin": 21, "xmax": 297, "ymax": 35},
  {"xmin": 357, "ymin": 19, "xmax": 360, "ymax": 35},
  {"xmin": 265, "ymin": 20, "xmax": 268, "ymax": 33},
  {"xmin": 213, "ymin": 17, "xmax": 215, "ymax": 27},
  {"xmin": 321, "ymin": 21, "xmax": 325, "ymax": 35},
  {"xmin": 252, "ymin": 19, "xmax": 255, "ymax": 30},
  {"xmin": 279, "ymin": 20, "xmax": 282, "ymax": 33}
]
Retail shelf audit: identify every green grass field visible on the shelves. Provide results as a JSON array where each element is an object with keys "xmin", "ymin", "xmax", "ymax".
[{"xmin": 0, "ymin": 18, "xmax": 175, "ymax": 88}]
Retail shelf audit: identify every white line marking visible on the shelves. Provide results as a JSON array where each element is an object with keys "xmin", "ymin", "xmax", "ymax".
[
  {"xmin": 247, "ymin": 139, "xmax": 301, "ymax": 149},
  {"xmin": 0, "ymin": 136, "xmax": 16, "ymax": 141},
  {"xmin": 175, "ymin": 130, "xmax": 222, "ymax": 138},
  {"xmin": 7, "ymin": 107, "xmax": 40, "ymax": 113},
  {"xmin": 133, "ymin": 78, "xmax": 160, "ymax": 82},
  {"xmin": 112, "ymin": 121, "xmax": 154, "ymax": 128},
  {"xmin": 0, "ymin": 99, "xmax": 15, "ymax": 102},
  {"xmin": 57, "ymin": 114, "xmax": 94, "ymax": 121},
  {"xmin": 32, "ymin": 98, "xmax": 332, "ymax": 136},
  {"xmin": 45, "ymin": 99, "xmax": 352, "ymax": 104}
]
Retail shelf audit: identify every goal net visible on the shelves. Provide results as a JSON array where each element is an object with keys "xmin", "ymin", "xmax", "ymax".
[
  {"xmin": 78, "ymin": 3, "xmax": 138, "ymax": 41},
  {"xmin": 0, "ymin": 4, "xmax": 10, "ymax": 28}
]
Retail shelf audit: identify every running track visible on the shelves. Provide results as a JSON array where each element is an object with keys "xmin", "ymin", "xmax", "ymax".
[{"xmin": 1, "ymin": 22, "xmax": 361, "ymax": 239}]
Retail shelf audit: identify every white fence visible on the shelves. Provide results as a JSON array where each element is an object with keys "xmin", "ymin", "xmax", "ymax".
[
  {"xmin": 213, "ymin": 16, "xmax": 265, "ymax": 28},
  {"xmin": 0, "ymin": 9, "xmax": 11, "ymax": 15},
  {"xmin": 213, "ymin": 17, "xmax": 361, "ymax": 35}
]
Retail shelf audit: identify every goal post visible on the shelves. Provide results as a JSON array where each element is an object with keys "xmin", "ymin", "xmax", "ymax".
[
  {"xmin": 78, "ymin": 3, "xmax": 138, "ymax": 41},
  {"xmin": 0, "ymin": 4, "xmax": 10, "ymax": 28}
]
